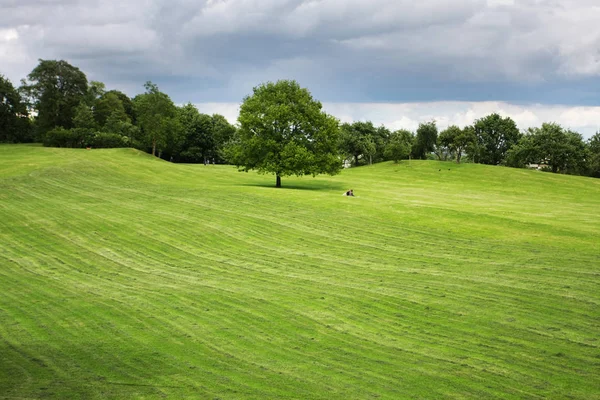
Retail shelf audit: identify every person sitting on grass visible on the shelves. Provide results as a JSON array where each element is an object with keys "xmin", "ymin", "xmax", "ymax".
[{"xmin": 344, "ymin": 189, "xmax": 354, "ymax": 196}]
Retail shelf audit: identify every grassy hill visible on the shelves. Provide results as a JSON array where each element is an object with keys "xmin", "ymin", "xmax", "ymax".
[{"xmin": 1, "ymin": 144, "xmax": 599, "ymax": 399}]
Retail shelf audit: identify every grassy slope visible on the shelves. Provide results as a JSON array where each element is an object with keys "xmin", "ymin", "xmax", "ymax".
[{"xmin": 0, "ymin": 144, "xmax": 599, "ymax": 399}]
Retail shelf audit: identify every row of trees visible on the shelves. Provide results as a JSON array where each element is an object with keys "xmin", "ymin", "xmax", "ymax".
[
  {"xmin": 338, "ymin": 113, "xmax": 600, "ymax": 178},
  {"xmin": 2, "ymin": 61, "xmax": 600, "ymax": 182},
  {"xmin": 0, "ymin": 60, "xmax": 236, "ymax": 163}
]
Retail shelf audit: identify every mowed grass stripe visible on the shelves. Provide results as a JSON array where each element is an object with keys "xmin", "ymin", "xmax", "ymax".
[{"xmin": 1, "ymin": 145, "xmax": 599, "ymax": 399}]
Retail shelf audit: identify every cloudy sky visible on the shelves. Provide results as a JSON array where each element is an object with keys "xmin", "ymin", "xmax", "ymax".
[{"xmin": 2, "ymin": 0, "xmax": 600, "ymax": 137}]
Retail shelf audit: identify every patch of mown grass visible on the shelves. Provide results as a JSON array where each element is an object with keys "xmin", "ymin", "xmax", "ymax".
[{"xmin": 1, "ymin": 145, "xmax": 599, "ymax": 399}]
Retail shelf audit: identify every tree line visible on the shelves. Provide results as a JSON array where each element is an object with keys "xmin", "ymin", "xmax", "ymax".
[
  {"xmin": 1, "ymin": 59, "xmax": 599, "ymax": 181},
  {"xmin": 338, "ymin": 115, "xmax": 600, "ymax": 178},
  {"xmin": 0, "ymin": 60, "xmax": 235, "ymax": 163}
]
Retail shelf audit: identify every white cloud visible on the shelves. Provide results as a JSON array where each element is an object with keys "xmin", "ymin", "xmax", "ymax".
[
  {"xmin": 194, "ymin": 101, "xmax": 600, "ymax": 139},
  {"xmin": 2, "ymin": 0, "xmax": 600, "ymax": 106}
]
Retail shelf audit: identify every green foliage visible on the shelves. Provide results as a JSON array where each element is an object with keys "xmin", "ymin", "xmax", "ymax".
[
  {"xmin": 90, "ymin": 132, "xmax": 129, "ymax": 148},
  {"xmin": 224, "ymin": 80, "xmax": 341, "ymax": 187},
  {"xmin": 104, "ymin": 111, "xmax": 140, "ymax": 143},
  {"xmin": 506, "ymin": 123, "xmax": 587, "ymax": 174},
  {"xmin": 339, "ymin": 121, "xmax": 377, "ymax": 166},
  {"xmin": 587, "ymin": 133, "xmax": 600, "ymax": 178},
  {"xmin": 0, "ymin": 74, "xmax": 32, "ymax": 143},
  {"xmin": 176, "ymin": 103, "xmax": 212, "ymax": 163},
  {"xmin": 384, "ymin": 129, "xmax": 413, "ymax": 163},
  {"xmin": 94, "ymin": 91, "xmax": 130, "ymax": 127},
  {"xmin": 412, "ymin": 121, "xmax": 438, "ymax": 160},
  {"xmin": 211, "ymin": 113, "xmax": 236, "ymax": 162},
  {"xmin": 472, "ymin": 113, "xmax": 521, "ymax": 165},
  {"xmin": 84, "ymin": 80, "xmax": 105, "ymax": 106},
  {"xmin": 22, "ymin": 59, "xmax": 88, "ymax": 134},
  {"xmin": 133, "ymin": 81, "xmax": 177, "ymax": 156},
  {"xmin": 372, "ymin": 125, "xmax": 392, "ymax": 163},
  {"xmin": 438, "ymin": 125, "xmax": 476, "ymax": 163},
  {"xmin": 72, "ymin": 102, "xmax": 97, "ymax": 130},
  {"xmin": 42, "ymin": 127, "xmax": 91, "ymax": 148}
]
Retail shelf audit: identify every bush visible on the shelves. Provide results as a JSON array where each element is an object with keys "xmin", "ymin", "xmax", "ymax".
[
  {"xmin": 43, "ymin": 128, "xmax": 129, "ymax": 149},
  {"xmin": 43, "ymin": 127, "xmax": 92, "ymax": 148},
  {"xmin": 90, "ymin": 132, "xmax": 128, "ymax": 148}
]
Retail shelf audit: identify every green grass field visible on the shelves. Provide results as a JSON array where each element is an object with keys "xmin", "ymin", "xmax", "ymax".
[{"xmin": 1, "ymin": 144, "xmax": 599, "ymax": 399}]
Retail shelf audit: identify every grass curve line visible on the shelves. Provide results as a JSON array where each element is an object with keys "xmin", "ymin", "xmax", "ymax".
[{"xmin": 0, "ymin": 144, "xmax": 599, "ymax": 399}]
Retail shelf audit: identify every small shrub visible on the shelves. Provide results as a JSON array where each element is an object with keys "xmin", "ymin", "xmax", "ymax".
[
  {"xmin": 43, "ymin": 127, "xmax": 91, "ymax": 148},
  {"xmin": 90, "ymin": 132, "xmax": 128, "ymax": 148}
]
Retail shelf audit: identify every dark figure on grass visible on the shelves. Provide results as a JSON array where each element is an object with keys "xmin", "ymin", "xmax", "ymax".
[{"xmin": 345, "ymin": 189, "xmax": 354, "ymax": 196}]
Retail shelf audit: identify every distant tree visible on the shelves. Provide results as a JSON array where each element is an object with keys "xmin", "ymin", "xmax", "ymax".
[
  {"xmin": 438, "ymin": 125, "xmax": 476, "ymax": 164},
  {"xmin": 133, "ymin": 82, "xmax": 177, "ymax": 157},
  {"xmin": 472, "ymin": 113, "xmax": 521, "ymax": 165},
  {"xmin": 104, "ymin": 110, "xmax": 140, "ymax": 143},
  {"xmin": 72, "ymin": 102, "xmax": 97, "ymax": 130},
  {"xmin": 94, "ymin": 92, "xmax": 128, "ymax": 127},
  {"xmin": 85, "ymin": 81, "xmax": 106, "ymax": 106},
  {"xmin": 339, "ymin": 121, "xmax": 377, "ymax": 166},
  {"xmin": 384, "ymin": 129, "xmax": 413, "ymax": 163},
  {"xmin": 0, "ymin": 74, "xmax": 32, "ymax": 142},
  {"xmin": 175, "ymin": 104, "xmax": 236, "ymax": 163},
  {"xmin": 211, "ymin": 114, "xmax": 236, "ymax": 163},
  {"xmin": 224, "ymin": 80, "xmax": 341, "ymax": 188},
  {"xmin": 176, "ymin": 103, "xmax": 212, "ymax": 163},
  {"xmin": 587, "ymin": 133, "xmax": 600, "ymax": 178},
  {"xmin": 21, "ymin": 59, "xmax": 88, "ymax": 134},
  {"xmin": 373, "ymin": 125, "xmax": 392, "ymax": 163},
  {"xmin": 434, "ymin": 135, "xmax": 452, "ymax": 161},
  {"xmin": 505, "ymin": 123, "xmax": 587, "ymax": 174},
  {"xmin": 412, "ymin": 121, "xmax": 438, "ymax": 160}
]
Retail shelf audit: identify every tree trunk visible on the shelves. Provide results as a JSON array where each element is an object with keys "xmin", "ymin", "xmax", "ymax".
[
  {"xmin": 354, "ymin": 154, "xmax": 359, "ymax": 166},
  {"xmin": 456, "ymin": 151, "xmax": 461, "ymax": 164},
  {"xmin": 152, "ymin": 139, "xmax": 156, "ymax": 157},
  {"xmin": 276, "ymin": 175, "xmax": 281, "ymax": 188}
]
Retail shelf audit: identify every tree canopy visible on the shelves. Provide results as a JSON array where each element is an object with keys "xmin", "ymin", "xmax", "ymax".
[
  {"xmin": 224, "ymin": 80, "xmax": 341, "ymax": 187},
  {"xmin": 473, "ymin": 113, "xmax": 521, "ymax": 165},
  {"xmin": 506, "ymin": 123, "xmax": 587, "ymax": 174},
  {"xmin": 339, "ymin": 121, "xmax": 377, "ymax": 166},
  {"xmin": 22, "ymin": 59, "xmax": 88, "ymax": 134},
  {"xmin": 133, "ymin": 82, "xmax": 177, "ymax": 157},
  {"xmin": 384, "ymin": 129, "xmax": 413, "ymax": 163},
  {"xmin": 412, "ymin": 121, "xmax": 438, "ymax": 160},
  {"xmin": 588, "ymin": 133, "xmax": 600, "ymax": 178},
  {"xmin": 438, "ymin": 125, "xmax": 476, "ymax": 164},
  {"xmin": 4, "ymin": 57, "xmax": 600, "ymax": 180},
  {"xmin": 0, "ymin": 74, "xmax": 31, "ymax": 143}
]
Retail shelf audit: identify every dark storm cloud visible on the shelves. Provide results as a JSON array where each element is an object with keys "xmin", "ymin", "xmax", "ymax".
[{"xmin": 2, "ymin": 0, "xmax": 600, "ymax": 105}]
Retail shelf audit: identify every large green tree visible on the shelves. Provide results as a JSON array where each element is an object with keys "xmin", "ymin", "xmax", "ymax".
[
  {"xmin": 0, "ymin": 74, "xmax": 31, "ymax": 143},
  {"xmin": 22, "ymin": 59, "xmax": 88, "ymax": 134},
  {"xmin": 412, "ymin": 121, "xmax": 438, "ymax": 160},
  {"xmin": 210, "ymin": 114, "xmax": 236, "ymax": 163},
  {"xmin": 177, "ymin": 103, "xmax": 210, "ymax": 163},
  {"xmin": 85, "ymin": 81, "xmax": 106, "ymax": 106},
  {"xmin": 384, "ymin": 129, "xmax": 413, "ymax": 163},
  {"xmin": 472, "ymin": 113, "xmax": 521, "ymax": 165},
  {"xmin": 72, "ymin": 102, "xmax": 97, "ymax": 130},
  {"xmin": 94, "ymin": 90, "xmax": 135, "ymax": 127},
  {"xmin": 224, "ymin": 80, "xmax": 341, "ymax": 188},
  {"xmin": 339, "ymin": 121, "xmax": 377, "ymax": 166},
  {"xmin": 505, "ymin": 123, "xmax": 587, "ymax": 174},
  {"xmin": 438, "ymin": 125, "xmax": 476, "ymax": 164},
  {"xmin": 176, "ymin": 104, "xmax": 236, "ymax": 164},
  {"xmin": 133, "ymin": 82, "xmax": 177, "ymax": 157},
  {"xmin": 587, "ymin": 133, "xmax": 600, "ymax": 178}
]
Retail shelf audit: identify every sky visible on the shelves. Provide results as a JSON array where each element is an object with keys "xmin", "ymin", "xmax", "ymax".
[{"xmin": 2, "ymin": 0, "xmax": 600, "ymax": 137}]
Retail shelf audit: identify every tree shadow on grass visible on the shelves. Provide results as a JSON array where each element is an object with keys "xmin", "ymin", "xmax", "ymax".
[{"xmin": 240, "ymin": 182, "xmax": 348, "ymax": 191}]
